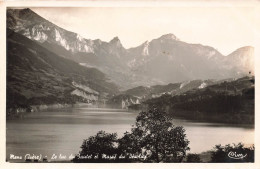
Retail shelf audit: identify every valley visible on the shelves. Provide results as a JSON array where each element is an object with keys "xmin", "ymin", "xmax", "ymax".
[{"xmin": 6, "ymin": 8, "xmax": 255, "ymax": 126}]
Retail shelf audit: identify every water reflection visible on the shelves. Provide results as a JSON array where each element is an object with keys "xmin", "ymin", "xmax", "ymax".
[{"xmin": 6, "ymin": 108, "xmax": 254, "ymax": 162}]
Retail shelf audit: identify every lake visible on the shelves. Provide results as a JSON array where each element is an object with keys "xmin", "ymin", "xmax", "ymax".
[{"xmin": 6, "ymin": 107, "xmax": 254, "ymax": 162}]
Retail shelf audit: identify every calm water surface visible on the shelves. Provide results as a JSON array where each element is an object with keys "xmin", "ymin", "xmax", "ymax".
[{"xmin": 6, "ymin": 107, "xmax": 254, "ymax": 162}]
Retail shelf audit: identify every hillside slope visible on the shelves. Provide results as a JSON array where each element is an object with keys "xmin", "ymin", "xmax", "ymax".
[
  {"xmin": 7, "ymin": 29, "xmax": 118, "ymax": 115},
  {"xmin": 144, "ymin": 76, "xmax": 254, "ymax": 124}
]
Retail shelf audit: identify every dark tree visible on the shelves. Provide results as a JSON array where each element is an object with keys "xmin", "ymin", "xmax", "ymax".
[
  {"xmin": 74, "ymin": 107, "xmax": 190, "ymax": 163},
  {"xmin": 186, "ymin": 153, "xmax": 201, "ymax": 162},
  {"xmin": 117, "ymin": 131, "xmax": 142, "ymax": 162},
  {"xmin": 74, "ymin": 131, "xmax": 118, "ymax": 162},
  {"xmin": 118, "ymin": 131, "xmax": 142, "ymax": 156},
  {"xmin": 119, "ymin": 107, "xmax": 190, "ymax": 162}
]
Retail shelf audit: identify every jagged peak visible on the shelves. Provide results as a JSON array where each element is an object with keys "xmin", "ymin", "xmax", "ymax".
[
  {"xmin": 158, "ymin": 33, "xmax": 179, "ymax": 41},
  {"xmin": 7, "ymin": 8, "xmax": 31, "ymax": 13},
  {"xmin": 109, "ymin": 36, "xmax": 123, "ymax": 47},
  {"xmin": 20, "ymin": 8, "xmax": 32, "ymax": 13},
  {"xmin": 94, "ymin": 39, "xmax": 102, "ymax": 45},
  {"xmin": 110, "ymin": 36, "xmax": 120, "ymax": 43},
  {"xmin": 7, "ymin": 8, "xmax": 47, "ymax": 24},
  {"xmin": 8, "ymin": 8, "xmax": 34, "ymax": 17}
]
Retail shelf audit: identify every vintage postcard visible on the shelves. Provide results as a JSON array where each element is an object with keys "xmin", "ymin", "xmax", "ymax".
[{"xmin": 1, "ymin": 0, "xmax": 259, "ymax": 169}]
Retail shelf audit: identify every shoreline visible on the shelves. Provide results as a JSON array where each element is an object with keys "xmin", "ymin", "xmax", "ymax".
[
  {"xmin": 6, "ymin": 102, "xmax": 93, "ymax": 120},
  {"xmin": 7, "ymin": 103, "xmax": 255, "ymax": 128}
]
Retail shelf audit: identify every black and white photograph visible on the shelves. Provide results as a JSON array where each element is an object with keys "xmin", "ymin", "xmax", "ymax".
[{"xmin": 2, "ymin": 0, "xmax": 259, "ymax": 166}]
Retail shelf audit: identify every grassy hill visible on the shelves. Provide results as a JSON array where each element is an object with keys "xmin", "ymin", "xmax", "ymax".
[{"xmin": 144, "ymin": 76, "xmax": 254, "ymax": 125}]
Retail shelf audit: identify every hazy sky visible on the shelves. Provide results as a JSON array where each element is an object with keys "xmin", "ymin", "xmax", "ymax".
[{"xmin": 32, "ymin": 5, "xmax": 258, "ymax": 55}]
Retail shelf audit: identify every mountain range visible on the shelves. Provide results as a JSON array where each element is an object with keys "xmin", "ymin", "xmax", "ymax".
[{"xmin": 7, "ymin": 8, "xmax": 254, "ymax": 90}]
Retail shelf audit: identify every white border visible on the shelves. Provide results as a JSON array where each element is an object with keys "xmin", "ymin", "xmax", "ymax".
[{"xmin": 0, "ymin": 1, "xmax": 259, "ymax": 169}]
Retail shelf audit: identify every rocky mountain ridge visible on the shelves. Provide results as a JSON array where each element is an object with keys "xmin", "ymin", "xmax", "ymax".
[{"xmin": 7, "ymin": 8, "xmax": 254, "ymax": 90}]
